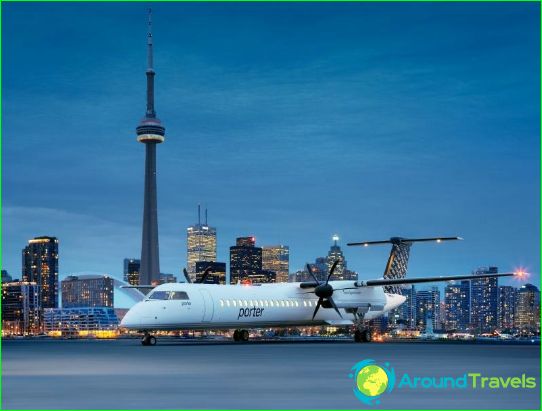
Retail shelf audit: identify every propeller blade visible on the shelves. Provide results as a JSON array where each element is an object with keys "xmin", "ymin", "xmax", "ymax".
[
  {"xmin": 182, "ymin": 268, "xmax": 192, "ymax": 283},
  {"xmin": 328, "ymin": 297, "xmax": 343, "ymax": 319},
  {"xmin": 326, "ymin": 260, "xmax": 340, "ymax": 284},
  {"xmin": 306, "ymin": 264, "xmax": 320, "ymax": 285},
  {"xmin": 312, "ymin": 297, "xmax": 323, "ymax": 320},
  {"xmin": 197, "ymin": 266, "xmax": 214, "ymax": 284}
]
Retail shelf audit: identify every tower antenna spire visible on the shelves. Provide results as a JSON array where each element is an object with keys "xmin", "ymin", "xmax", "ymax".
[{"xmin": 145, "ymin": 7, "xmax": 155, "ymax": 118}]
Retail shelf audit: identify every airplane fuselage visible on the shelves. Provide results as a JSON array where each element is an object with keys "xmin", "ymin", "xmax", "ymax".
[{"xmin": 120, "ymin": 281, "xmax": 406, "ymax": 331}]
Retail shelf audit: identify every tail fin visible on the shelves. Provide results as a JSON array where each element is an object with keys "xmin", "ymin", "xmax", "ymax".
[{"xmin": 347, "ymin": 236, "xmax": 462, "ymax": 294}]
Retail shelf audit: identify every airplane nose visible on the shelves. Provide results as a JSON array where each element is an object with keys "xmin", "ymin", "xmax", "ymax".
[{"xmin": 120, "ymin": 304, "xmax": 140, "ymax": 328}]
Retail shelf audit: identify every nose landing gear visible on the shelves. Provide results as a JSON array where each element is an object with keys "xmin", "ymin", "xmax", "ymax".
[{"xmin": 141, "ymin": 332, "xmax": 157, "ymax": 346}]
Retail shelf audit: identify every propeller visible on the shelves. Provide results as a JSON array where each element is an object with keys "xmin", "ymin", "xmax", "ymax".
[
  {"xmin": 182, "ymin": 268, "xmax": 192, "ymax": 283},
  {"xmin": 196, "ymin": 266, "xmax": 214, "ymax": 284},
  {"xmin": 305, "ymin": 260, "xmax": 343, "ymax": 320}
]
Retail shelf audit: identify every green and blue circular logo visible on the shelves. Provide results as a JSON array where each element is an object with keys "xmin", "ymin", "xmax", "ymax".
[{"xmin": 349, "ymin": 359, "xmax": 396, "ymax": 405}]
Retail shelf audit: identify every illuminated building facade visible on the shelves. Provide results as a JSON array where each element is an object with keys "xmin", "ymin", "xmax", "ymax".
[
  {"xmin": 326, "ymin": 235, "xmax": 357, "ymax": 280},
  {"xmin": 470, "ymin": 266, "xmax": 499, "ymax": 333},
  {"xmin": 22, "ymin": 236, "xmax": 59, "ymax": 308},
  {"xmin": 195, "ymin": 261, "xmax": 226, "ymax": 284},
  {"xmin": 61, "ymin": 275, "xmax": 114, "ymax": 308},
  {"xmin": 123, "ymin": 258, "xmax": 140, "ymax": 286},
  {"xmin": 515, "ymin": 283, "xmax": 540, "ymax": 333},
  {"xmin": 44, "ymin": 307, "xmax": 118, "ymax": 338},
  {"xmin": 400, "ymin": 286, "xmax": 417, "ymax": 328},
  {"xmin": 186, "ymin": 206, "xmax": 217, "ymax": 282},
  {"xmin": 415, "ymin": 287, "xmax": 440, "ymax": 330},
  {"xmin": 1, "ymin": 281, "xmax": 41, "ymax": 335},
  {"xmin": 262, "ymin": 245, "xmax": 289, "ymax": 283},
  {"xmin": 230, "ymin": 237, "xmax": 272, "ymax": 284},
  {"xmin": 444, "ymin": 281, "xmax": 470, "ymax": 331},
  {"xmin": 497, "ymin": 285, "xmax": 517, "ymax": 330}
]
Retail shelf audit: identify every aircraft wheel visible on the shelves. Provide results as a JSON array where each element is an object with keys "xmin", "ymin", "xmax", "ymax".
[
  {"xmin": 361, "ymin": 330, "xmax": 372, "ymax": 343},
  {"xmin": 233, "ymin": 330, "xmax": 240, "ymax": 341},
  {"xmin": 148, "ymin": 336, "xmax": 157, "ymax": 345},
  {"xmin": 354, "ymin": 330, "xmax": 362, "ymax": 343},
  {"xmin": 241, "ymin": 329, "xmax": 249, "ymax": 342}
]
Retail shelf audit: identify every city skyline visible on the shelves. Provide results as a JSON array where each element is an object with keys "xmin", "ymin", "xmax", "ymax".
[{"xmin": 3, "ymin": 2, "xmax": 539, "ymax": 289}]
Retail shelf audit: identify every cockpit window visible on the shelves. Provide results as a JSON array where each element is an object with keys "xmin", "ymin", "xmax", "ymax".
[
  {"xmin": 169, "ymin": 291, "xmax": 189, "ymax": 300},
  {"xmin": 148, "ymin": 291, "xmax": 169, "ymax": 300}
]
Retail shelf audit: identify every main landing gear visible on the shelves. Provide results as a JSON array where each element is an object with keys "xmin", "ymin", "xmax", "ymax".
[
  {"xmin": 354, "ymin": 329, "xmax": 372, "ymax": 343},
  {"xmin": 233, "ymin": 329, "xmax": 249, "ymax": 342},
  {"xmin": 141, "ymin": 331, "xmax": 157, "ymax": 346}
]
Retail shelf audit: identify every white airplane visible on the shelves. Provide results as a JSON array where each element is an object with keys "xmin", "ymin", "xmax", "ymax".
[{"xmin": 120, "ymin": 236, "xmax": 519, "ymax": 345}]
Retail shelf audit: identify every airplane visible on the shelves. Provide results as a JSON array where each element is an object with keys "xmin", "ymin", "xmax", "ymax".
[{"xmin": 120, "ymin": 236, "xmax": 521, "ymax": 346}]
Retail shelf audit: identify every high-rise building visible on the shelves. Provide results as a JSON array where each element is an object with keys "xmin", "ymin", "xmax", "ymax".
[
  {"xmin": 61, "ymin": 275, "xmax": 114, "ymax": 308},
  {"xmin": 22, "ymin": 236, "xmax": 59, "ymax": 309},
  {"xmin": 470, "ymin": 266, "xmax": 499, "ymax": 334},
  {"xmin": 515, "ymin": 283, "xmax": 540, "ymax": 333},
  {"xmin": 123, "ymin": 258, "xmax": 141, "ymax": 286},
  {"xmin": 137, "ymin": 10, "xmax": 166, "ymax": 286},
  {"xmin": 400, "ymin": 286, "xmax": 417, "ymax": 328},
  {"xmin": 415, "ymin": 287, "xmax": 440, "ymax": 330},
  {"xmin": 326, "ymin": 235, "xmax": 357, "ymax": 280},
  {"xmin": 262, "ymin": 245, "xmax": 289, "ymax": 283},
  {"xmin": 498, "ymin": 285, "xmax": 517, "ymax": 330},
  {"xmin": 1, "ymin": 270, "xmax": 12, "ymax": 283},
  {"xmin": 2, "ymin": 281, "xmax": 41, "ymax": 335},
  {"xmin": 444, "ymin": 281, "xmax": 470, "ymax": 331},
  {"xmin": 230, "ymin": 237, "xmax": 269, "ymax": 284},
  {"xmin": 186, "ymin": 205, "xmax": 217, "ymax": 282},
  {"xmin": 195, "ymin": 261, "xmax": 226, "ymax": 284}
]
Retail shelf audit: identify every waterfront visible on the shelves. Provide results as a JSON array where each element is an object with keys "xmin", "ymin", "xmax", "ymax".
[{"xmin": 2, "ymin": 339, "xmax": 540, "ymax": 409}]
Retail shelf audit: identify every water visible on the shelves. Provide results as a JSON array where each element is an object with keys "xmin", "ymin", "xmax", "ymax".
[{"xmin": 2, "ymin": 339, "xmax": 540, "ymax": 409}]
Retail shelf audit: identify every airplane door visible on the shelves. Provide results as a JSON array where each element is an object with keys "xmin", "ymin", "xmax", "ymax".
[{"xmin": 199, "ymin": 289, "xmax": 214, "ymax": 322}]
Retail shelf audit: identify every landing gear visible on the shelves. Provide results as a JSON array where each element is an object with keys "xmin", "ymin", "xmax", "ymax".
[
  {"xmin": 233, "ymin": 329, "xmax": 249, "ymax": 342},
  {"xmin": 141, "ymin": 332, "xmax": 157, "ymax": 346},
  {"xmin": 354, "ymin": 329, "xmax": 372, "ymax": 343}
]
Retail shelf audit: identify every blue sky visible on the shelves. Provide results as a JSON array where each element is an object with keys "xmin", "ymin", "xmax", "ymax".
[{"xmin": 3, "ymin": 2, "xmax": 540, "ymax": 303}]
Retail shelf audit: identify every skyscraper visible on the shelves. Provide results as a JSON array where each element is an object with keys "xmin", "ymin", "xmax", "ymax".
[
  {"xmin": 444, "ymin": 281, "xmax": 470, "ymax": 331},
  {"xmin": 137, "ymin": 10, "xmax": 166, "ymax": 286},
  {"xmin": 22, "ymin": 236, "xmax": 59, "ymax": 309},
  {"xmin": 470, "ymin": 266, "xmax": 499, "ymax": 333},
  {"xmin": 415, "ymin": 287, "xmax": 440, "ymax": 331},
  {"xmin": 195, "ymin": 261, "xmax": 226, "ymax": 284},
  {"xmin": 515, "ymin": 283, "xmax": 540, "ymax": 333},
  {"xmin": 326, "ymin": 235, "xmax": 357, "ymax": 280},
  {"xmin": 497, "ymin": 285, "xmax": 517, "ymax": 330},
  {"xmin": 123, "ymin": 258, "xmax": 141, "ymax": 286},
  {"xmin": 262, "ymin": 245, "xmax": 289, "ymax": 283},
  {"xmin": 2, "ymin": 281, "xmax": 41, "ymax": 335},
  {"xmin": 61, "ymin": 275, "xmax": 114, "ymax": 308},
  {"xmin": 230, "ymin": 237, "xmax": 267, "ymax": 284},
  {"xmin": 186, "ymin": 205, "xmax": 217, "ymax": 282},
  {"xmin": 400, "ymin": 286, "xmax": 417, "ymax": 328}
]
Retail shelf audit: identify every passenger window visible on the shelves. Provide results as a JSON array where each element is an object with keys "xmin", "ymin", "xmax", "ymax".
[
  {"xmin": 169, "ymin": 291, "xmax": 189, "ymax": 300},
  {"xmin": 259, "ymin": 300, "xmax": 264, "ymax": 307},
  {"xmin": 270, "ymin": 300, "xmax": 274, "ymax": 307},
  {"xmin": 232, "ymin": 300, "xmax": 237, "ymax": 307},
  {"xmin": 280, "ymin": 301, "xmax": 285, "ymax": 307},
  {"xmin": 219, "ymin": 299, "xmax": 224, "ymax": 307},
  {"xmin": 264, "ymin": 300, "xmax": 268, "ymax": 307},
  {"xmin": 295, "ymin": 301, "xmax": 299, "ymax": 307},
  {"xmin": 226, "ymin": 300, "xmax": 231, "ymax": 307},
  {"xmin": 303, "ymin": 301, "xmax": 307, "ymax": 307},
  {"xmin": 148, "ymin": 291, "xmax": 169, "ymax": 300}
]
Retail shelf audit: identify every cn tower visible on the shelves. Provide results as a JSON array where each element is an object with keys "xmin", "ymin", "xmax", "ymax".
[{"xmin": 136, "ymin": 9, "xmax": 165, "ymax": 285}]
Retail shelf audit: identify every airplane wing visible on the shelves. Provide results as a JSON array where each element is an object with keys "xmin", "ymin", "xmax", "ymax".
[
  {"xmin": 360, "ymin": 271, "xmax": 515, "ymax": 287},
  {"xmin": 120, "ymin": 285, "xmax": 156, "ymax": 291}
]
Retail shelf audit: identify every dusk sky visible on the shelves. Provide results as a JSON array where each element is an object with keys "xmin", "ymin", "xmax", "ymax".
[{"xmin": 3, "ymin": 2, "xmax": 540, "ymax": 303}]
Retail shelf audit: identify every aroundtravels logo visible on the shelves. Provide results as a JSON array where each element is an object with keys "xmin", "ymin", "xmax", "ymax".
[
  {"xmin": 348, "ymin": 359, "xmax": 396, "ymax": 405},
  {"xmin": 348, "ymin": 359, "xmax": 537, "ymax": 406}
]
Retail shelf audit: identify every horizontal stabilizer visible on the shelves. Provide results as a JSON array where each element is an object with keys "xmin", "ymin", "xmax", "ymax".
[
  {"xmin": 361, "ymin": 272, "xmax": 515, "ymax": 287},
  {"xmin": 347, "ymin": 236, "xmax": 462, "ymax": 247}
]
